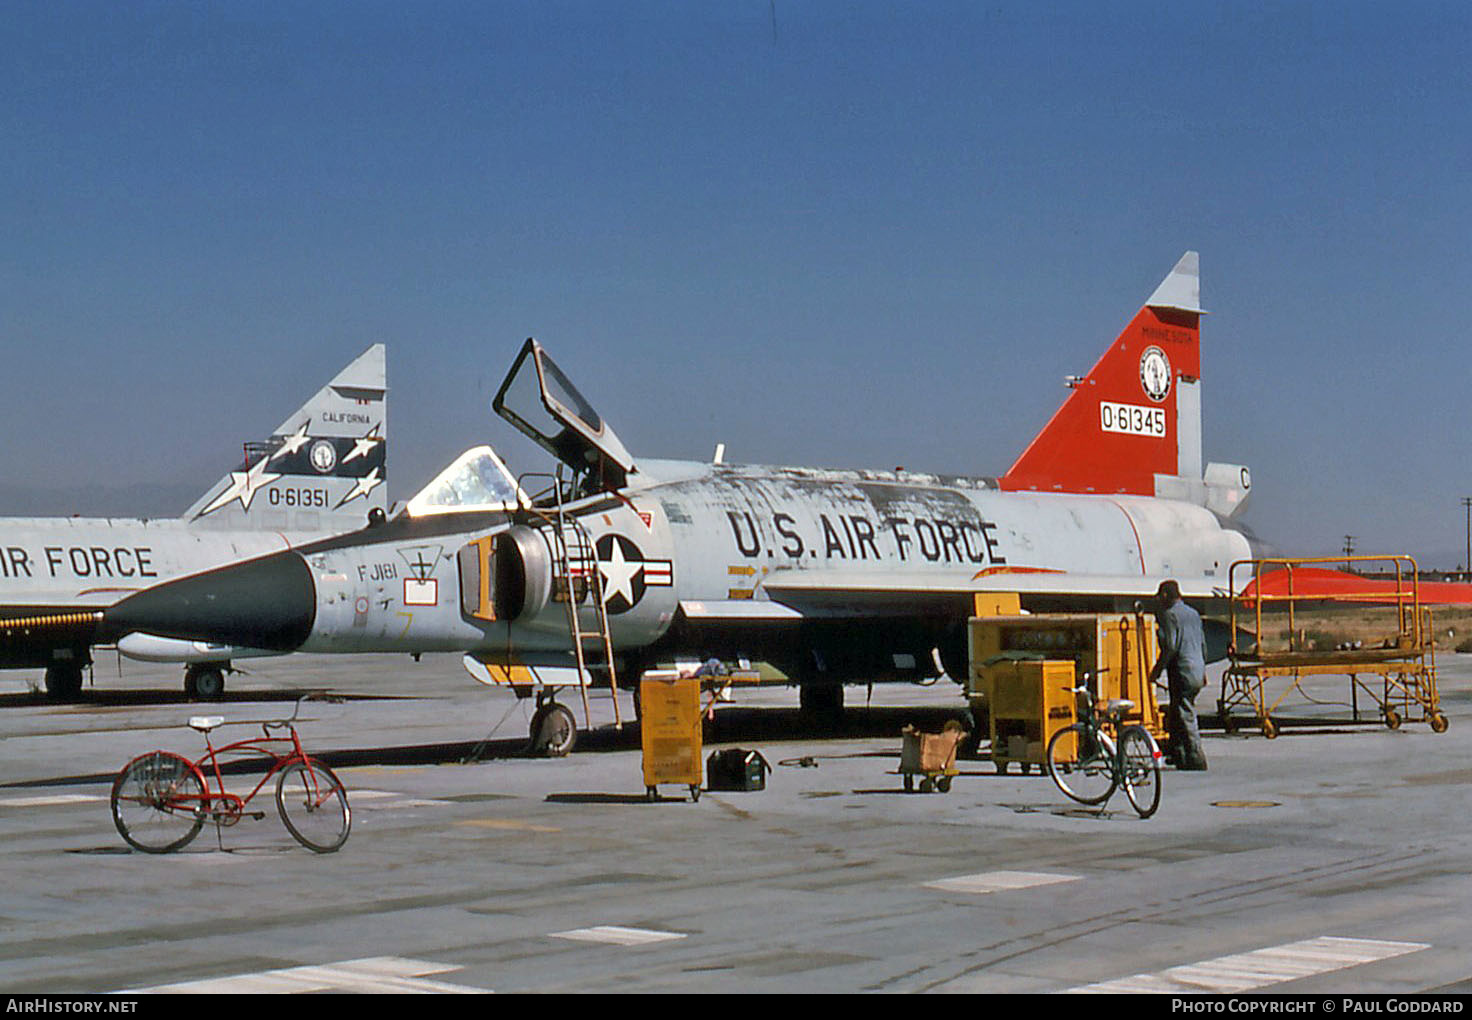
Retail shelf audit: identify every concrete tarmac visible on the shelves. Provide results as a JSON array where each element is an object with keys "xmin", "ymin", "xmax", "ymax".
[{"xmin": 2, "ymin": 652, "xmax": 1470, "ymax": 995}]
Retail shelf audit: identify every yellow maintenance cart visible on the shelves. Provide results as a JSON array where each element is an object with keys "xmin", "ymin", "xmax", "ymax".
[
  {"xmin": 1221, "ymin": 556, "xmax": 1448, "ymax": 738},
  {"xmin": 967, "ymin": 608, "xmax": 1164, "ymax": 774},
  {"xmin": 639, "ymin": 671, "xmax": 704, "ymax": 801}
]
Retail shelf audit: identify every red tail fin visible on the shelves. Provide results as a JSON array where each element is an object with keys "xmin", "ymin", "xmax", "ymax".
[{"xmin": 999, "ymin": 252, "xmax": 1203, "ymax": 497}]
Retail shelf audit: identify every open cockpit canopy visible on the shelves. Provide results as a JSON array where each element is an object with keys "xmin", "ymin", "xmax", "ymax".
[
  {"xmin": 405, "ymin": 445, "xmax": 525, "ymax": 517},
  {"xmin": 492, "ymin": 338, "xmax": 635, "ymax": 491}
]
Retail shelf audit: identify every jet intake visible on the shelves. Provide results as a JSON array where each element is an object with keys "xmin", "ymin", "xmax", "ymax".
[{"xmin": 458, "ymin": 525, "xmax": 554, "ymax": 624}]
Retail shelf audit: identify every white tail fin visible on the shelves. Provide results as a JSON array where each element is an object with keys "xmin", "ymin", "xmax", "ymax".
[{"xmin": 184, "ymin": 344, "xmax": 388, "ymax": 532}]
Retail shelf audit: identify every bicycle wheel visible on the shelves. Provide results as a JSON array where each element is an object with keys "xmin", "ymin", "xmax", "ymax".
[
  {"xmin": 110, "ymin": 751, "xmax": 208, "ymax": 853},
  {"xmin": 1119, "ymin": 726, "xmax": 1163, "ymax": 819},
  {"xmin": 1046, "ymin": 723, "xmax": 1117, "ymax": 805},
  {"xmin": 276, "ymin": 758, "xmax": 351, "ymax": 853}
]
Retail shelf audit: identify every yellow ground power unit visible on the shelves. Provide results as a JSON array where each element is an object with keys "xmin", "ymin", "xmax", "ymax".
[
  {"xmin": 639, "ymin": 671, "xmax": 704, "ymax": 801},
  {"xmin": 985, "ymin": 659, "xmax": 1078, "ymax": 774}
]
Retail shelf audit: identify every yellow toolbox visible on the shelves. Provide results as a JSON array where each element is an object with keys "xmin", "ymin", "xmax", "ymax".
[{"xmin": 640, "ymin": 671, "xmax": 703, "ymax": 802}]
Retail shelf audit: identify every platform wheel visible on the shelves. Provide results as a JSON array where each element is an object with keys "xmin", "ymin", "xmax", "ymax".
[
  {"xmin": 1261, "ymin": 717, "xmax": 1278, "ymax": 739},
  {"xmin": 919, "ymin": 776, "xmax": 935, "ymax": 794},
  {"xmin": 936, "ymin": 776, "xmax": 953, "ymax": 793},
  {"xmin": 1430, "ymin": 712, "xmax": 1449, "ymax": 733},
  {"xmin": 1384, "ymin": 709, "xmax": 1402, "ymax": 731}
]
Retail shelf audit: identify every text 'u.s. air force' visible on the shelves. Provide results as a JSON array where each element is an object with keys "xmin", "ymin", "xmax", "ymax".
[{"xmin": 726, "ymin": 512, "xmax": 1005, "ymax": 565}]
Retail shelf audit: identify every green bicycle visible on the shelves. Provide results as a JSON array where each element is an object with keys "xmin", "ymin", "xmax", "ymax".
[{"xmin": 1046, "ymin": 683, "xmax": 1163, "ymax": 818}]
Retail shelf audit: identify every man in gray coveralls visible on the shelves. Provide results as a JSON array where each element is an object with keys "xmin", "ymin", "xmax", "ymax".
[{"xmin": 1149, "ymin": 579, "xmax": 1209, "ymax": 770}]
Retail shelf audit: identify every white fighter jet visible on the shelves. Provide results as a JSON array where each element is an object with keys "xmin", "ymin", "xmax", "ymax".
[{"xmin": 93, "ymin": 254, "xmax": 1259, "ymax": 751}]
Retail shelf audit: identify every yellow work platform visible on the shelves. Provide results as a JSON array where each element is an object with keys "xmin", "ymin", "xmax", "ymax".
[{"xmin": 1221, "ymin": 556, "xmax": 1448, "ymax": 737}]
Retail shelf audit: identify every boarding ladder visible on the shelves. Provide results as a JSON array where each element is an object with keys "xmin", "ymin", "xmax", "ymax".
[{"xmin": 521, "ymin": 473, "xmax": 624, "ymax": 731}]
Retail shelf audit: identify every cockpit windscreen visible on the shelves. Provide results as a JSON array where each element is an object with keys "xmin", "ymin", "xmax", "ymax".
[{"xmin": 405, "ymin": 446, "xmax": 525, "ymax": 516}]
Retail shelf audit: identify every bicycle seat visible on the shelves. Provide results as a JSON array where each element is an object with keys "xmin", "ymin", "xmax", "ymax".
[
  {"xmin": 1098, "ymin": 699, "xmax": 1135, "ymax": 719},
  {"xmin": 188, "ymin": 716, "xmax": 225, "ymax": 733}
]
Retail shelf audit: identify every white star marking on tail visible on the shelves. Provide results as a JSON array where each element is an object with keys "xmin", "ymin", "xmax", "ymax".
[
  {"xmin": 344, "ymin": 423, "xmax": 382, "ymax": 464},
  {"xmin": 335, "ymin": 466, "xmax": 383, "ymax": 507},
  {"xmin": 270, "ymin": 421, "xmax": 312, "ymax": 461},
  {"xmin": 196, "ymin": 458, "xmax": 282, "ymax": 517}
]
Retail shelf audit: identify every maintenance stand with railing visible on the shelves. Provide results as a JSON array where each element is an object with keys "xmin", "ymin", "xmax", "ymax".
[{"xmin": 1220, "ymin": 555, "xmax": 1448, "ymax": 738}]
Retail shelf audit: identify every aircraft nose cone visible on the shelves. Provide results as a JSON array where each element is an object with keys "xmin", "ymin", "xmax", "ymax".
[{"xmin": 106, "ymin": 551, "xmax": 316, "ymax": 651}]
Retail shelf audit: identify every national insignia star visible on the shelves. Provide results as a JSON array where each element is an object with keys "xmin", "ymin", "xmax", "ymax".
[{"xmin": 195, "ymin": 457, "xmax": 282, "ymax": 517}]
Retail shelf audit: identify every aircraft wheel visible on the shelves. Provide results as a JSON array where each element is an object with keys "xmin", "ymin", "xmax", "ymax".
[
  {"xmin": 798, "ymin": 683, "xmax": 844, "ymax": 727},
  {"xmin": 1384, "ymin": 709, "xmax": 1401, "ymax": 731},
  {"xmin": 185, "ymin": 666, "xmax": 226, "ymax": 700},
  {"xmin": 531, "ymin": 703, "xmax": 577, "ymax": 757},
  {"xmin": 44, "ymin": 663, "xmax": 84, "ymax": 700},
  {"xmin": 1430, "ymin": 712, "xmax": 1449, "ymax": 733}
]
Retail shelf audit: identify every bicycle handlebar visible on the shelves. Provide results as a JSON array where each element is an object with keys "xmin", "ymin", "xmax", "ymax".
[{"xmin": 260, "ymin": 693, "xmax": 321, "ymax": 736}]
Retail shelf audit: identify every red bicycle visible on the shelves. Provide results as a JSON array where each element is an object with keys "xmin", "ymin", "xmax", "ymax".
[{"xmin": 110, "ymin": 696, "xmax": 351, "ymax": 854}]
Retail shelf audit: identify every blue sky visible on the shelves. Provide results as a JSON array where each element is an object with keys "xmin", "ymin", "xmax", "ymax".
[{"xmin": 3, "ymin": 2, "xmax": 1470, "ymax": 564}]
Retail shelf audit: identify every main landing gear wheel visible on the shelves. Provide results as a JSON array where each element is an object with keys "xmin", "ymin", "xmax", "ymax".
[
  {"xmin": 44, "ymin": 663, "xmax": 84, "ymax": 701},
  {"xmin": 530, "ymin": 702, "xmax": 578, "ymax": 757},
  {"xmin": 185, "ymin": 665, "xmax": 226, "ymax": 700},
  {"xmin": 798, "ymin": 684, "xmax": 844, "ymax": 727}
]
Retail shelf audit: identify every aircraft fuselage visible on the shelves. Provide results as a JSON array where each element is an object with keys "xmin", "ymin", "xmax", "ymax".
[{"xmin": 161, "ymin": 460, "xmax": 1254, "ymax": 686}]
